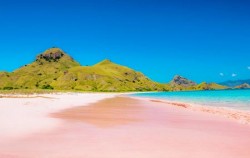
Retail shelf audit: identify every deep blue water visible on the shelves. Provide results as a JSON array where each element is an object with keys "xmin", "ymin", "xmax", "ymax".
[{"xmin": 131, "ymin": 89, "xmax": 250, "ymax": 111}]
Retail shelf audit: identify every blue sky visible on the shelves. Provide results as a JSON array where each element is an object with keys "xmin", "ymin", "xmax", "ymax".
[{"xmin": 0, "ymin": 0, "xmax": 249, "ymax": 83}]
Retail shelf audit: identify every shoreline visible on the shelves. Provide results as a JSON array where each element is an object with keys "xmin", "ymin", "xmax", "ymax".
[
  {"xmin": 0, "ymin": 91, "xmax": 134, "ymax": 98},
  {"xmin": 1, "ymin": 91, "xmax": 249, "ymax": 134},
  {"xmin": 1, "ymin": 91, "xmax": 249, "ymax": 127},
  {"xmin": 128, "ymin": 96, "xmax": 250, "ymax": 125},
  {"xmin": 1, "ymin": 95, "xmax": 250, "ymax": 158},
  {"xmin": 0, "ymin": 93, "xmax": 120, "ymax": 140}
]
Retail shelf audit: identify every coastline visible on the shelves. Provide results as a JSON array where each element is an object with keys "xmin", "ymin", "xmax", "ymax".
[
  {"xmin": 1, "ymin": 91, "xmax": 249, "ymax": 136},
  {"xmin": 1, "ymin": 95, "xmax": 250, "ymax": 158},
  {"xmin": 0, "ymin": 93, "xmax": 120, "ymax": 140},
  {"xmin": 127, "ymin": 93, "xmax": 250, "ymax": 125}
]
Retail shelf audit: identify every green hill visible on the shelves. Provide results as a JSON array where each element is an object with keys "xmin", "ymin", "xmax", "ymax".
[
  {"xmin": 0, "ymin": 48, "xmax": 228, "ymax": 92},
  {"xmin": 0, "ymin": 48, "xmax": 80, "ymax": 90},
  {"xmin": 0, "ymin": 72, "xmax": 12, "ymax": 89},
  {"xmin": 166, "ymin": 76, "xmax": 228, "ymax": 91},
  {"xmin": 195, "ymin": 82, "xmax": 228, "ymax": 90},
  {"xmin": 0, "ymin": 48, "xmax": 165, "ymax": 92},
  {"xmin": 51, "ymin": 59, "xmax": 164, "ymax": 91}
]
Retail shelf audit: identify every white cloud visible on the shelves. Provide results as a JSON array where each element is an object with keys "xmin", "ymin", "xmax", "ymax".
[
  {"xmin": 232, "ymin": 73, "xmax": 237, "ymax": 77},
  {"xmin": 248, "ymin": 66, "xmax": 250, "ymax": 70},
  {"xmin": 219, "ymin": 73, "xmax": 224, "ymax": 76}
]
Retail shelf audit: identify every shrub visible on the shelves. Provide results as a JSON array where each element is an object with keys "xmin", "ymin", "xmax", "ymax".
[
  {"xmin": 3, "ymin": 87, "xmax": 13, "ymax": 90},
  {"xmin": 41, "ymin": 84, "xmax": 54, "ymax": 90}
]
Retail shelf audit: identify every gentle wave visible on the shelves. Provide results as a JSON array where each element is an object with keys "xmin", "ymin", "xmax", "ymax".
[
  {"xmin": 130, "ymin": 89, "xmax": 250, "ymax": 124},
  {"xmin": 131, "ymin": 89, "xmax": 250, "ymax": 111},
  {"xmin": 129, "ymin": 96, "xmax": 250, "ymax": 125}
]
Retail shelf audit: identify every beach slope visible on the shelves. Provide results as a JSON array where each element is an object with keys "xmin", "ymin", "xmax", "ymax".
[{"xmin": 0, "ymin": 94, "xmax": 250, "ymax": 158}]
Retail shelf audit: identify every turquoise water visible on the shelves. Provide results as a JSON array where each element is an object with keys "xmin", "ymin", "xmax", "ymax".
[{"xmin": 131, "ymin": 89, "xmax": 250, "ymax": 111}]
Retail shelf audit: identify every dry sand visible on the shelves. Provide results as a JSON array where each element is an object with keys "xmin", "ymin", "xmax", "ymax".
[
  {"xmin": 0, "ymin": 93, "xmax": 118, "ymax": 139},
  {"xmin": 0, "ymin": 94, "xmax": 250, "ymax": 158}
]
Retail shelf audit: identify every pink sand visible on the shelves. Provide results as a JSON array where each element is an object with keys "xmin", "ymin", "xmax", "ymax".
[{"xmin": 0, "ymin": 96, "xmax": 250, "ymax": 158}]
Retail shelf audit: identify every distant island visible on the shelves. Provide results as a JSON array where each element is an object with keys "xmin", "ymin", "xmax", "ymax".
[
  {"xmin": 0, "ymin": 48, "xmax": 248, "ymax": 92},
  {"xmin": 220, "ymin": 79, "xmax": 250, "ymax": 88}
]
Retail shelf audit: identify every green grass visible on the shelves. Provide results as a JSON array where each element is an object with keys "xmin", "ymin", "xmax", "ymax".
[{"xmin": 0, "ymin": 47, "xmax": 227, "ymax": 93}]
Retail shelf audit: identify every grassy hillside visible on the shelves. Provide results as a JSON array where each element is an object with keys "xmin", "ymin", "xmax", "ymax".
[
  {"xmin": 0, "ymin": 48, "xmax": 165, "ymax": 92},
  {"xmin": 195, "ymin": 82, "xmax": 228, "ymax": 90},
  {"xmin": 0, "ymin": 47, "xmax": 227, "ymax": 92},
  {"xmin": 166, "ymin": 77, "xmax": 228, "ymax": 91},
  {"xmin": 0, "ymin": 72, "xmax": 12, "ymax": 89},
  {"xmin": 51, "ymin": 59, "xmax": 165, "ymax": 91},
  {"xmin": 0, "ymin": 48, "xmax": 80, "ymax": 90}
]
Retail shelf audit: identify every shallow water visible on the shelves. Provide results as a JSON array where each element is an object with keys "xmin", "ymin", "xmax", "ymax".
[{"xmin": 131, "ymin": 89, "xmax": 250, "ymax": 111}]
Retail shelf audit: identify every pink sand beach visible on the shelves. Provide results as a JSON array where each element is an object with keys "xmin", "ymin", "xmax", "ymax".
[{"xmin": 0, "ymin": 94, "xmax": 250, "ymax": 158}]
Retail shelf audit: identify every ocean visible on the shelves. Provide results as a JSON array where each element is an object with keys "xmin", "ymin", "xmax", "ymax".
[{"xmin": 131, "ymin": 89, "xmax": 250, "ymax": 111}]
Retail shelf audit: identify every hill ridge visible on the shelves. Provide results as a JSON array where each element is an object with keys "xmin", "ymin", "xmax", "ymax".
[{"xmin": 0, "ymin": 48, "xmax": 228, "ymax": 92}]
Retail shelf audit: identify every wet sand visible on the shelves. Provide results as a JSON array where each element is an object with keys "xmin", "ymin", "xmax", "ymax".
[
  {"xmin": 1, "ymin": 96, "xmax": 250, "ymax": 158},
  {"xmin": 146, "ymin": 98, "xmax": 250, "ymax": 124},
  {"xmin": 51, "ymin": 97, "xmax": 144, "ymax": 127}
]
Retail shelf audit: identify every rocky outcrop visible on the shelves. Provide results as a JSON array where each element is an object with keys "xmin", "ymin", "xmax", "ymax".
[
  {"xmin": 166, "ymin": 76, "xmax": 228, "ymax": 91},
  {"xmin": 235, "ymin": 83, "xmax": 250, "ymax": 89},
  {"xmin": 36, "ymin": 48, "xmax": 65, "ymax": 61},
  {"xmin": 170, "ymin": 75, "xmax": 197, "ymax": 87}
]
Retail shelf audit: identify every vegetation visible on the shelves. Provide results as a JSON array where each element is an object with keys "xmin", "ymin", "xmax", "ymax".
[
  {"xmin": 166, "ymin": 76, "xmax": 228, "ymax": 91},
  {"xmin": 0, "ymin": 47, "xmax": 228, "ymax": 92},
  {"xmin": 3, "ymin": 87, "xmax": 14, "ymax": 90},
  {"xmin": 41, "ymin": 84, "xmax": 54, "ymax": 90},
  {"xmin": 0, "ymin": 48, "xmax": 165, "ymax": 92}
]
